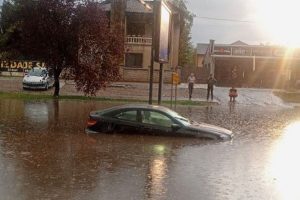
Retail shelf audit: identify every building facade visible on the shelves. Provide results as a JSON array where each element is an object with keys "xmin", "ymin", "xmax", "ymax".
[
  {"xmin": 102, "ymin": 0, "xmax": 181, "ymax": 83},
  {"xmin": 0, "ymin": 0, "xmax": 181, "ymax": 82},
  {"xmin": 197, "ymin": 41, "xmax": 300, "ymax": 88}
]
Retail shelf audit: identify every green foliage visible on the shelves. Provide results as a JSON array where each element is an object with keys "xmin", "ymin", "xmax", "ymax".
[
  {"xmin": 75, "ymin": 2, "xmax": 124, "ymax": 95},
  {"xmin": 0, "ymin": 1, "xmax": 23, "ymax": 59},
  {"xmin": 0, "ymin": 0, "xmax": 124, "ymax": 96},
  {"xmin": 0, "ymin": 91, "xmax": 210, "ymax": 106},
  {"xmin": 171, "ymin": 0, "xmax": 195, "ymax": 66}
]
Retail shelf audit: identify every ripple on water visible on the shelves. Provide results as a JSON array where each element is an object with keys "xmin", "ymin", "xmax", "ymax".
[{"xmin": 0, "ymin": 99, "xmax": 299, "ymax": 199}]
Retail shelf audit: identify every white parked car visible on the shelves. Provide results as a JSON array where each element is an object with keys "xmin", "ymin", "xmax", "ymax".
[{"xmin": 23, "ymin": 67, "xmax": 54, "ymax": 90}]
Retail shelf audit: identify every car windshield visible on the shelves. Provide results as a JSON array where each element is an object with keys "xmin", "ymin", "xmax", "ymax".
[
  {"xmin": 174, "ymin": 116, "xmax": 191, "ymax": 126},
  {"xmin": 28, "ymin": 68, "xmax": 45, "ymax": 76},
  {"xmin": 165, "ymin": 108, "xmax": 191, "ymax": 126}
]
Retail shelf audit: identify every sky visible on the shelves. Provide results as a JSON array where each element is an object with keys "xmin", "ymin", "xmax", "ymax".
[
  {"xmin": 186, "ymin": 0, "xmax": 300, "ymax": 47},
  {"xmin": 1, "ymin": 0, "xmax": 299, "ymax": 47}
]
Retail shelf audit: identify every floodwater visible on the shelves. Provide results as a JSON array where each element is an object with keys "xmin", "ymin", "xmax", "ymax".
[{"xmin": 0, "ymin": 99, "xmax": 300, "ymax": 200}]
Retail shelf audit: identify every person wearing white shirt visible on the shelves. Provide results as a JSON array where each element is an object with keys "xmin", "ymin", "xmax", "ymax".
[{"xmin": 187, "ymin": 73, "xmax": 196, "ymax": 100}]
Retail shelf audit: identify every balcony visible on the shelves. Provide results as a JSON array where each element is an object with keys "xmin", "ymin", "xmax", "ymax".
[{"xmin": 126, "ymin": 36, "xmax": 152, "ymax": 45}]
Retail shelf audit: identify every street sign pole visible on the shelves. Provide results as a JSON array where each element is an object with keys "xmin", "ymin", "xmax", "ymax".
[
  {"xmin": 148, "ymin": 52, "xmax": 154, "ymax": 104},
  {"xmin": 175, "ymin": 82, "xmax": 177, "ymax": 110},
  {"xmin": 171, "ymin": 76, "xmax": 173, "ymax": 108},
  {"xmin": 158, "ymin": 62, "xmax": 163, "ymax": 105},
  {"xmin": 153, "ymin": 0, "xmax": 171, "ymax": 105},
  {"xmin": 171, "ymin": 72, "xmax": 179, "ymax": 109}
]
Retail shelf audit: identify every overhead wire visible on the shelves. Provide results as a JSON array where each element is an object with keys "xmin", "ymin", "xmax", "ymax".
[{"xmin": 195, "ymin": 16, "xmax": 255, "ymax": 23}]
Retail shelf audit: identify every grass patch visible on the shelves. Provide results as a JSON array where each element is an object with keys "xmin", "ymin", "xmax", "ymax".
[
  {"xmin": 0, "ymin": 91, "xmax": 210, "ymax": 106},
  {"xmin": 273, "ymin": 91, "xmax": 300, "ymax": 103},
  {"xmin": 0, "ymin": 92, "xmax": 53, "ymax": 100}
]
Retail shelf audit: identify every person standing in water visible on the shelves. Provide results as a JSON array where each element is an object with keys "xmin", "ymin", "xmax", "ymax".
[
  {"xmin": 187, "ymin": 73, "xmax": 196, "ymax": 100},
  {"xmin": 207, "ymin": 74, "xmax": 217, "ymax": 101}
]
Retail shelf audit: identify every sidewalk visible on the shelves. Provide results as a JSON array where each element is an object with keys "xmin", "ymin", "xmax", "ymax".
[
  {"xmin": 0, "ymin": 76, "xmax": 290, "ymax": 107},
  {"xmin": 0, "ymin": 77, "xmax": 208, "ymax": 102},
  {"xmin": 105, "ymin": 82, "xmax": 288, "ymax": 107},
  {"xmin": 63, "ymin": 81, "xmax": 209, "ymax": 102}
]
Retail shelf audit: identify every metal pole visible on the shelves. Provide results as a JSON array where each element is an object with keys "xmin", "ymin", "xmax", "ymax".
[
  {"xmin": 175, "ymin": 83, "xmax": 177, "ymax": 110},
  {"xmin": 158, "ymin": 63, "xmax": 163, "ymax": 105},
  {"xmin": 171, "ymin": 77, "xmax": 173, "ymax": 108},
  {"xmin": 252, "ymin": 55, "xmax": 256, "ymax": 71},
  {"xmin": 148, "ymin": 0, "xmax": 156, "ymax": 105},
  {"xmin": 149, "ymin": 63, "xmax": 154, "ymax": 104}
]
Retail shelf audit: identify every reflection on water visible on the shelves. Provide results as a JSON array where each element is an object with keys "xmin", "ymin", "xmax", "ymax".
[
  {"xmin": 24, "ymin": 101, "xmax": 51, "ymax": 123},
  {"xmin": 146, "ymin": 145, "xmax": 168, "ymax": 200},
  {"xmin": 228, "ymin": 102, "xmax": 236, "ymax": 114},
  {"xmin": 147, "ymin": 156, "xmax": 168, "ymax": 200},
  {"xmin": 268, "ymin": 122, "xmax": 300, "ymax": 200},
  {"xmin": 1, "ymin": 99, "xmax": 300, "ymax": 199}
]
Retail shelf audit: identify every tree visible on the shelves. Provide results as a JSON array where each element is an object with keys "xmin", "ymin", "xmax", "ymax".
[
  {"xmin": 171, "ymin": 0, "xmax": 194, "ymax": 67},
  {"xmin": 0, "ymin": 0, "xmax": 23, "ymax": 59},
  {"xmin": 0, "ymin": 0, "xmax": 124, "ymax": 96},
  {"xmin": 74, "ymin": 2, "xmax": 124, "ymax": 95}
]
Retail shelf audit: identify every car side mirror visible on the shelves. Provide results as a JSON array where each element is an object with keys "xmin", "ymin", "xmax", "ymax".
[{"xmin": 171, "ymin": 124, "xmax": 181, "ymax": 131}]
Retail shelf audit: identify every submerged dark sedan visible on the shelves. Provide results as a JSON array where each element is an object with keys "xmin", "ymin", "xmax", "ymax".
[{"xmin": 86, "ymin": 104, "xmax": 233, "ymax": 140}]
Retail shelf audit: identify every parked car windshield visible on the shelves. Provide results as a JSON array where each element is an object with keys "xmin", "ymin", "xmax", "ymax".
[{"xmin": 28, "ymin": 68, "xmax": 46, "ymax": 76}]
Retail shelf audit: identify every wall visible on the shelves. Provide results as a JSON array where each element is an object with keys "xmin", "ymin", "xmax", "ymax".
[
  {"xmin": 121, "ymin": 67, "xmax": 178, "ymax": 83},
  {"xmin": 214, "ymin": 57, "xmax": 295, "ymax": 88},
  {"xmin": 181, "ymin": 65, "xmax": 210, "ymax": 84}
]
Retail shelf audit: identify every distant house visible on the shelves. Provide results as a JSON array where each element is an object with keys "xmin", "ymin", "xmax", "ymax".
[
  {"xmin": 196, "ymin": 40, "xmax": 300, "ymax": 88},
  {"xmin": 101, "ymin": 0, "xmax": 181, "ymax": 83},
  {"xmin": 196, "ymin": 43, "xmax": 209, "ymax": 68},
  {"xmin": 231, "ymin": 40, "xmax": 248, "ymax": 46}
]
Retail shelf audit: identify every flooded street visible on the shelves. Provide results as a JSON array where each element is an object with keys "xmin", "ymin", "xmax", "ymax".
[{"xmin": 0, "ymin": 99, "xmax": 300, "ymax": 200}]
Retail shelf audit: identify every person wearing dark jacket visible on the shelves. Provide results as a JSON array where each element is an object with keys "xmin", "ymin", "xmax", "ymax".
[{"xmin": 207, "ymin": 74, "xmax": 217, "ymax": 101}]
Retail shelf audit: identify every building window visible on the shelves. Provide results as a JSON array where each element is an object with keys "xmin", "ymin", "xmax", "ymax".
[
  {"xmin": 125, "ymin": 53, "xmax": 143, "ymax": 68},
  {"xmin": 127, "ymin": 23, "xmax": 145, "ymax": 36}
]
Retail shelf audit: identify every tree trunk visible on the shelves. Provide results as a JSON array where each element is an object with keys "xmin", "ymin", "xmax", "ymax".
[
  {"xmin": 54, "ymin": 77, "xmax": 60, "ymax": 97},
  {"xmin": 53, "ymin": 69, "xmax": 61, "ymax": 97}
]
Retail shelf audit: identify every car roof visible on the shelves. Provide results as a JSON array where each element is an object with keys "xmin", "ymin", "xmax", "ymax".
[
  {"xmin": 112, "ymin": 104, "xmax": 172, "ymax": 111},
  {"xmin": 99, "ymin": 104, "xmax": 177, "ymax": 115}
]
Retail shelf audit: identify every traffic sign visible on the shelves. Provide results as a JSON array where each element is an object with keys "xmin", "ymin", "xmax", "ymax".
[{"xmin": 172, "ymin": 73, "xmax": 179, "ymax": 84}]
